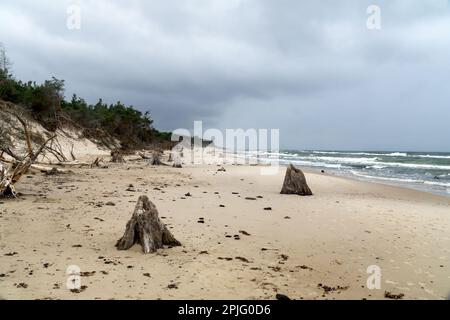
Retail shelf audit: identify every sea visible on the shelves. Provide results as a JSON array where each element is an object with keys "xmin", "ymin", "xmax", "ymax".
[{"xmin": 250, "ymin": 150, "xmax": 450, "ymax": 197}]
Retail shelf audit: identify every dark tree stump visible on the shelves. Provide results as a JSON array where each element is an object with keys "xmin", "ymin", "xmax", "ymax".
[
  {"xmin": 151, "ymin": 152, "xmax": 163, "ymax": 166},
  {"xmin": 280, "ymin": 164, "xmax": 313, "ymax": 196},
  {"xmin": 173, "ymin": 158, "xmax": 182, "ymax": 168},
  {"xmin": 111, "ymin": 149, "xmax": 125, "ymax": 163},
  {"xmin": 116, "ymin": 196, "xmax": 181, "ymax": 253}
]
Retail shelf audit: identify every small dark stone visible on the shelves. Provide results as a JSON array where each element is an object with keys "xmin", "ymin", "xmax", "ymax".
[
  {"xmin": 276, "ymin": 293, "xmax": 291, "ymax": 301},
  {"xmin": 384, "ymin": 291, "xmax": 405, "ymax": 300},
  {"xmin": 70, "ymin": 285, "xmax": 88, "ymax": 294}
]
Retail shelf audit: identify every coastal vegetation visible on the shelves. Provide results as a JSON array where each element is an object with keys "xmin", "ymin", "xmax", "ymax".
[{"xmin": 0, "ymin": 44, "xmax": 170, "ymax": 149}]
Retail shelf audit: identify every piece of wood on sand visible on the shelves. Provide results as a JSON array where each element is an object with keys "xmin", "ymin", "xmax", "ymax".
[
  {"xmin": 116, "ymin": 195, "xmax": 181, "ymax": 254},
  {"xmin": 1, "ymin": 134, "xmax": 56, "ymax": 198},
  {"xmin": 280, "ymin": 164, "xmax": 313, "ymax": 196}
]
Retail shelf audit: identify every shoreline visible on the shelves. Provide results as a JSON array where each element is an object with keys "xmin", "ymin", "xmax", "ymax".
[
  {"xmin": 299, "ymin": 166, "xmax": 450, "ymax": 199},
  {"xmin": 223, "ymin": 149, "xmax": 450, "ymax": 198}
]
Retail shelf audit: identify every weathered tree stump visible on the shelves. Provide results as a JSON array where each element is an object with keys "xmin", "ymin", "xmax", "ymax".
[
  {"xmin": 171, "ymin": 152, "xmax": 183, "ymax": 168},
  {"xmin": 151, "ymin": 152, "xmax": 163, "ymax": 166},
  {"xmin": 111, "ymin": 149, "xmax": 125, "ymax": 163},
  {"xmin": 173, "ymin": 159, "xmax": 182, "ymax": 168},
  {"xmin": 116, "ymin": 196, "xmax": 181, "ymax": 253},
  {"xmin": 280, "ymin": 164, "xmax": 313, "ymax": 196}
]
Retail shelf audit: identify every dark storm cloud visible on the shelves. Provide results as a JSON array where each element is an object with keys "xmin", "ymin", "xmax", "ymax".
[{"xmin": 1, "ymin": 0, "xmax": 449, "ymax": 150}]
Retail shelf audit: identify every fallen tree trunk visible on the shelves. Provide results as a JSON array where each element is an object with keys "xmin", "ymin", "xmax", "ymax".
[
  {"xmin": 0, "ymin": 135, "xmax": 56, "ymax": 197},
  {"xmin": 280, "ymin": 164, "xmax": 313, "ymax": 196},
  {"xmin": 139, "ymin": 152, "xmax": 152, "ymax": 160},
  {"xmin": 116, "ymin": 195, "xmax": 181, "ymax": 254},
  {"xmin": 30, "ymin": 165, "xmax": 70, "ymax": 175}
]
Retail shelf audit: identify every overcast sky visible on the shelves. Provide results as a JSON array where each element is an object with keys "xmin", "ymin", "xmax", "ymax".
[{"xmin": 1, "ymin": 0, "xmax": 449, "ymax": 151}]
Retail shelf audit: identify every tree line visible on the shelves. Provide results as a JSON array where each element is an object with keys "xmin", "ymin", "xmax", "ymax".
[{"xmin": 0, "ymin": 43, "xmax": 169, "ymax": 149}]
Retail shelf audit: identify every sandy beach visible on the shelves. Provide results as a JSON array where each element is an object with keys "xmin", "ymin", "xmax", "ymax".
[{"xmin": 1, "ymin": 157, "xmax": 449, "ymax": 300}]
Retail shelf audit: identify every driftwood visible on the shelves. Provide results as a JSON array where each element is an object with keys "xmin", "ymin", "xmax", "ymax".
[
  {"xmin": 70, "ymin": 144, "xmax": 76, "ymax": 161},
  {"xmin": 139, "ymin": 152, "xmax": 152, "ymax": 160},
  {"xmin": 30, "ymin": 165, "xmax": 70, "ymax": 175},
  {"xmin": 91, "ymin": 157, "xmax": 104, "ymax": 168},
  {"xmin": 116, "ymin": 196, "xmax": 181, "ymax": 254},
  {"xmin": 45, "ymin": 138, "xmax": 69, "ymax": 162},
  {"xmin": 111, "ymin": 149, "xmax": 125, "ymax": 163},
  {"xmin": 0, "ymin": 134, "xmax": 56, "ymax": 197},
  {"xmin": 280, "ymin": 164, "xmax": 313, "ymax": 196}
]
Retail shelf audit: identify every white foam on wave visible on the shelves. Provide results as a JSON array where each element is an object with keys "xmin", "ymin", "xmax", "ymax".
[
  {"xmin": 350, "ymin": 171, "xmax": 418, "ymax": 183},
  {"xmin": 381, "ymin": 162, "xmax": 450, "ymax": 170},
  {"xmin": 424, "ymin": 181, "xmax": 450, "ymax": 187},
  {"xmin": 302, "ymin": 155, "xmax": 450, "ymax": 170},
  {"xmin": 289, "ymin": 160, "xmax": 344, "ymax": 169},
  {"xmin": 256, "ymin": 152, "xmax": 450, "ymax": 171},
  {"xmin": 388, "ymin": 152, "xmax": 408, "ymax": 157},
  {"xmin": 307, "ymin": 156, "xmax": 379, "ymax": 165},
  {"xmin": 311, "ymin": 151, "xmax": 400, "ymax": 157},
  {"xmin": 416, "ymin": 154, "xmax": 450, "ymax": 159},
  {"xmin": 310, "ymin": 151, "xmax": 450, "ymax": 160},
  {"xmin": 350, "ymin": 171, "xmax": 450, "ymax": 188},
  {"xmin": 368, "ymin": 165, "xmax": 387, "ymax": 169}
]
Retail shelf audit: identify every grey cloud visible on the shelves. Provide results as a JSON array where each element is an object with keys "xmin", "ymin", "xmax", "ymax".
[{"xmin": 1, "ymin": 0, "xmax": 449, "ymax": 150}]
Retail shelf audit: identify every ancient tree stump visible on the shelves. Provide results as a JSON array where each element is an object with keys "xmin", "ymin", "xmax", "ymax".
[
  {"xmin": 173, "ymin": 157, "xmax": 182, "ymax": 168},
  {"xmin": 280, "ymin": 164, "xmax": 313, "ymax": 196},
  {"xmin": 116, "ymin": 196, "xmax": 181, "ymax": 253},
  {"xmin": 111, "ymin": 149, "xmax": 125, "ymax": 163},
  {"xmin": 151, "ymin": 152, "xmax": 163, "ymax": 166}
]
